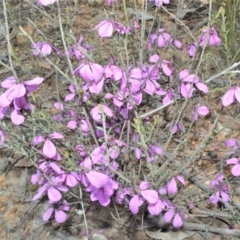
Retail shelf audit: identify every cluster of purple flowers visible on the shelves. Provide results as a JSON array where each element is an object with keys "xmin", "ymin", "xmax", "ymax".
[{"xmin": 1, "ymin": 0, "xmax": 237, "ymax": 229}]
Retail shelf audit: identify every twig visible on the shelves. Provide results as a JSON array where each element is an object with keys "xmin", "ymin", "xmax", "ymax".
[
  {"xmin": 154, "ymin": 215, "xmax": 240, "ymax": 237},
  {"xmin": 205, "ymin": 61, "xmax": 240, "ymax": 83},
  {"xmin": 137, "ymin": 100, "xmax": 174, "ymax": 119}
]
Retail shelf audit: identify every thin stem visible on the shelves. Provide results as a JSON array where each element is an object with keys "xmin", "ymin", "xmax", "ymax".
[
  {"xmin": 2, "ymin": 0, "xmax": 18, "ymax": 80},
  {"xmin": 79, "ymin": 186, "xmax": 89, "ymax": 239}
]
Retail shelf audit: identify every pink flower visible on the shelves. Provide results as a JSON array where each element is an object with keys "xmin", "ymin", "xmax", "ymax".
[
  {"xmin": 226, "ymin": 158, "xmax": 240, "ymax": 176},
  {"xmin": 149, "ymin": 0, "xmax": 170, "ymax": 8},
  {"xmin": 32, "ymin": 179, "xmax": 68, "ymax": 202},
  {"xmin": 114, "ymin": 22, "xmax": 131, "ymax": 35},
  {"xmin": 161, "ymin": 60, "xmax": 174, "ymax": 77},
  {"xmin": 188, "ymin": 43, "xmax": 197, "ymax": 57},
  {"xmin": 129, "ymin": 182, "xmax": 159, "ymax": 214},
  {"xmin": 87, "ymin": 178, "xmax": 118, "ymax": 206},
  {"xmin": 43, "ymin": 200, "xmax": 70, "ymax": 223},
  {"xmin": 129, "ymin": 68, "xmax": 143, "ymax": 93},
  {"xmin": 37, "ymin": 0, "xmax": 57, "ymax": 6},
  {"xmin": 209, "ymin": 174, "xmax": 229, "ymax": 204},
  {"xmin": 199, "ymin": 27, "xmax": 221, "ymax": 47},
  {"xmin": 105, "ymin": 90, "xmax": 125, "ymax": 107},
  {"xmin": 164, "ymin": 208, "xmax": 186, "ymax": 228},
  {"xmin": 225, "ymin": 139, "xmax": 240, "ymax": 151},
  {"xmin": 172, "ymin": 39, "xmax": 182, "ymax": 49},
  {"xmin": 32, "ymin": 42, "xmax": 52, "ymax": 57},
  {"xmin": 104, "ymin": 64, "xmax": 123, "ymax": 81},
  {"xmin": 107, "ymin": 0, "xmax": 118, "ymax": 6},
  {"xmin": 56, "ymin": 171, "xmax": 79, "ymax": 187},
  {"xmin": 32, "ymin": 132, "xmax": 63, "ymax": 159},
  {"xmin": 166, "ymin": 176, "xmax": 185, "ymax": 195},
  {"xmin": 192, "ymin": 104, "xmax": 209, "ymax": 121},
  {"xmin": 149, "ymin": 28, "xmax": 171, "ymax": 48},
  {"xmin": 74, "ymin": 62, "xmax": 104, "ymax": 83},
  {"xmin": 94, "ymin": 20, "xmax": 114, "ymax": 38},
  {"xmin": 90, "ymin": 104, "xmax": 113, "ymax": 122},
  {"xmin": 166, "ymin": 122, "xmax": 184, "ymax": 134},
  {"xmin": 222, "ymin": 86, "xmax": 240, "ymax": 107},
  {"xmin": 65, "ymin": 84, "xmax": 76, "ymax": 102},
  {"xmin": 179, "ymin": 69, "xmax": 208, "ymax": 98}
]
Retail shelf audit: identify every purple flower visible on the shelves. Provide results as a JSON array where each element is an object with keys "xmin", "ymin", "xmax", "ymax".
[
  {"xmin": 32, "ymin": 178, "xmax": 68, "ymax": 202},
  {"xmin": 32, "ymin": 132, "xmax": 64, "ymax": 159},
  {"xmin": 179, "ymin": 69, "xmax": 208, "ymax": 98},
  {"xmin": 209, "ymin": 174, "xmax": 229, "ymax": 204},
  {"xmin": 149, "ymin": 28, "xmax": 171, "ymax": 48},
  {"xmin": 188, "ymin": 43, "xmax": 198, "ymax": 57},
  {"xmin": 222, "ymin": 86, "xmax": 240, "ymax": 107},
  {"xmin": 43, "ymin": 200, "xmax": 70, "ymax": 223},
  {"xmin": 166, "ymin": 175, "xmax": 185, "ymax": 195},
  {"xmin": 56, "ymin": 171, "xmax": 79, "ymax": 187},
  {"xmin": 226, "ymin": 158, "xmax": 240, "ymax": 176},
  {"xmin": 114, "ymin": 22, "xmax": 131, "ymax": 35},
  {"xmin": 37, "ymin": 0, "xmax": 57, "ymax": 6},
  {"xmin": 86, "ymin": 178, "xmax": 118, "ymax": 206},
  {"xmin": 90, "ymin": 104, "xmax": 113, "ymax": 122},
  {"xmin": 172, "ymin": 39, "xmax": 182, "ymax": 49},
  {"xmin": 149, "ymin": 0, "xmax": 170, "ymax": 8},
  {"xmin": 225, "ymin": 139, "xmax": 240, "ymax": 151},
  {"xmin": 164, "ymin": 207, "xmax": 187, "ymax": 228},
  {"xmin": 67, "ymin": 36, "xmax": 87, "ymax": 60},
  {"xmin": 105, "ymin": 90, "xmax": 125, "ymax": 107},
  {"xmin": 107, "ymin": 0, "xmax": 118, "ymax": 6},
  {"xmin": 65, "ymin": 84, "xmax": 76, "ymax": 102},
  {"xmin": 104, "ymin": 64, "xmax": 123, "ymax": 81},
  {"xmin": 94, "ymin": 20, "xmax": 114, "ymax": 38},
  {"xmin": 192, "ymin": 104, "xmax": 209, "ymax": 121},
  {"xmin": 74, "ymin": 62, "xmax": 104, "ymax": 83},
  {"xmin": 129, "ymin": 182, "xmax": 159, "ymax": 214},
  {"xmin": 199, "ymin": 26, "xmax": 221, "ymax": 47},
  {"xmin": 166, "ymin": 122, "xmax": 184, "ymax": 134}
]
